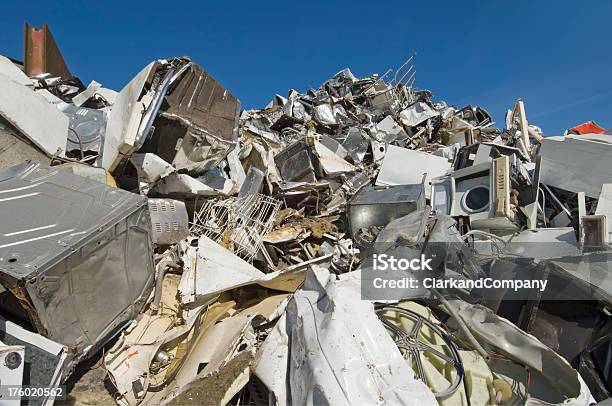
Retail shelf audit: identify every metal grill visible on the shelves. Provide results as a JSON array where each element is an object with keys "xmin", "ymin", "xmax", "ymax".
[
  {"xmin": 190, "ymin": 193, "xmax": 281, "ymax": 262},
  {"xmin": 377, "ymin": 53, "xmax": 417, "ymax": 108}
]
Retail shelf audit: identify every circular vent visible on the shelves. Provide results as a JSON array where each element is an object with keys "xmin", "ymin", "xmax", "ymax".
[{"xmin": 462, "ymin": 185, "xmax": 489, "ymax": 213}]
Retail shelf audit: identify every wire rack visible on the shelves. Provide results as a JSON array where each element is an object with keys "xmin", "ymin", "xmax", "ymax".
[
  {"xmin": 190, "ymin": 193, "xmax": 281, "ymax": 262},
  {"xmin": 376, "ymin": 53, "xmax": 417, "ymax": 108}
]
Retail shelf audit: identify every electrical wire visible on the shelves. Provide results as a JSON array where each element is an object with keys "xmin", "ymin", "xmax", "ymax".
[
  {"xmin": 524, "ymin": 368, "xmax": 532, "ymax": 405},
  {"xmin": 68, "ymin": 127, "xmax": 85, "ymax": 160}
]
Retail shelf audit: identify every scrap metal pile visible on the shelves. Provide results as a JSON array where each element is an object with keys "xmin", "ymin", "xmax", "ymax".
[{"xmin": 0, "ymin": 24, "xmax": 610, "ymax": 405}]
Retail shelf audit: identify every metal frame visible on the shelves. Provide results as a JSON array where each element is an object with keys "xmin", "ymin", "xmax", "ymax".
[{"xmin": 190, "ymin": 193, "xmax": 281, "ymax": 262}]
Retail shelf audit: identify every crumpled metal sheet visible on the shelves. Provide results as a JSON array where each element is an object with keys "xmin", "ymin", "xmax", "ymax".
[
  {"xmin": 105, "ymin": 239, "xmax": 295, "ymax": 406},
  {"xmin": 72, "ymin": 80, "xmax": 102, "ymax": 107},
  {"xmin": 539, "ymin": 134, "xmax": 612, "ymax": 198},
  {"xmin": 104, "ymin": 280, "xmax": 205, "ymax": 406},
  {"xmin": 162, "ymin": 62, "xmax": 240, "ymax": 173},
  {"xmin": 130, "ymin": 153, "xmax": 175, "ymax": 183},
  {"xmin": 399, "ymin": 101, "xmax": 440, "ymax": 127},
  {"xmin": 152, "ymin": 172, "xmax": 234, "ymax": 197},
  {"xmin": 313, "ymin": 140, "xmax": 356, "ymax": 175},
  {"xmin": 0, "ymin": 31, "xmax": 609, "ymax": 403},
  {"xmin": 0, "ymin": 72, "xmax": 69, "ymax": 156},
  {"xmin": 177, "ymin": 236, "xmax": 304, "ymax": 305},
  {"xmin": 444, "ymin": 299, "xmax": 595, "ymax": 405},
  {"xmin": 376, "ymin": 145, "xmax": 451, "ymax": 198},
  {"xmin": 254, "ymin": 267, "xmax": 437, "ymax": 405},
  {"xmin": 274, "ymin": 140, "xmax": 317, "ymax": 182},
  {"xmin": 149, "ymin": 294, "xmax": 291, "ymax": 405},
  {"xmin": 376, "ymin": 115, "xmax": 407, "ymax": 142},
  {"xmin": 101, "ymin": 61, "xmax": 157, "ymax": 170}
]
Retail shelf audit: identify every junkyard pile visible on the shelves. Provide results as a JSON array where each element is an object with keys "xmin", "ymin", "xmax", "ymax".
[{"xmin": 0, "ymin": 25, "xmax": 610, "ymax": 405}]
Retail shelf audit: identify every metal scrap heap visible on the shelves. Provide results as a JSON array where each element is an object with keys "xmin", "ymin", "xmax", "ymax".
[{"xmin": 0, "ymin": 24, "xmax": 610, "ymax": 405}]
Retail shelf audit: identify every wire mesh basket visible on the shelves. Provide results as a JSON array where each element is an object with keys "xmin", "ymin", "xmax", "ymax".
[{"xmin": 190, "ymin": 193, "xmax": 281, "ymax": 262}]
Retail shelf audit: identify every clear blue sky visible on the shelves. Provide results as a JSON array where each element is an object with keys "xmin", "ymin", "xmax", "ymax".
[{"xmin": 1, "ymin": 1, "xmax": 610, "ymax": 134}]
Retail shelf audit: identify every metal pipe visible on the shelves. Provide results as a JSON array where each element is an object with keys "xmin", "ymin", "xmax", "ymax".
[
  {"xmin": 517, "ymin": 99, "xmax": 531, "ymax": 153},
  {"xmin": 150, "ymin": 256, "xmax": 178, "ymax": 314},
  {"xmin": 542, "ymin": 184, "xmax": 572, "ymax": 216},
  {"xmin": 134, "ymin": 67, "xmax": 175, "ymax": 150},
  {"xmin": 434, "ymin": 292, "xmax": 490, "ymax": 361},
  {"xmin": 604, "ymin": 338, "xmax": 612, "ymax": 380}
]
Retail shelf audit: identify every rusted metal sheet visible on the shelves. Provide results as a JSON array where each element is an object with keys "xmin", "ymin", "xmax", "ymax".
[
  {"xmin": 165, "ymin": 63, "xmax": 240, "ymax": 144},
  {"xmin": 24, "ymin": 22, "xmax": 71, "ymax": 78},
  {"xmin": 161, "ymin": 62, "xmax": 240, "ymax": 172}
]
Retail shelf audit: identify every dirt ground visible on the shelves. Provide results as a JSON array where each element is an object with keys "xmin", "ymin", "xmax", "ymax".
[{"xmin": 58, "ymin": 355, "xmax": 117, "ymax": 405}]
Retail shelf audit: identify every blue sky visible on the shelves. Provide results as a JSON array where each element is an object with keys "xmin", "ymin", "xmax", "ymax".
[{"xmin": 1, "ymin": 1, "xmax": 610, "ymax": 134}]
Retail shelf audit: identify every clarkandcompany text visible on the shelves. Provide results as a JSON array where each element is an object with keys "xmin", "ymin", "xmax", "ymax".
[
  {"xmin": 371, "ymin": 276, "xmax": 548, "ymax": 292},
  {"xmin": 371, "ymin": 254, "xmax": 548, "ymax": 292}
]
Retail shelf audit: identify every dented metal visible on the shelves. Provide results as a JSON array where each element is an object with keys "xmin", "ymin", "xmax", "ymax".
[{"xmin": 0, "ymin": 25, "xmax": 609, "ymax": 406}]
